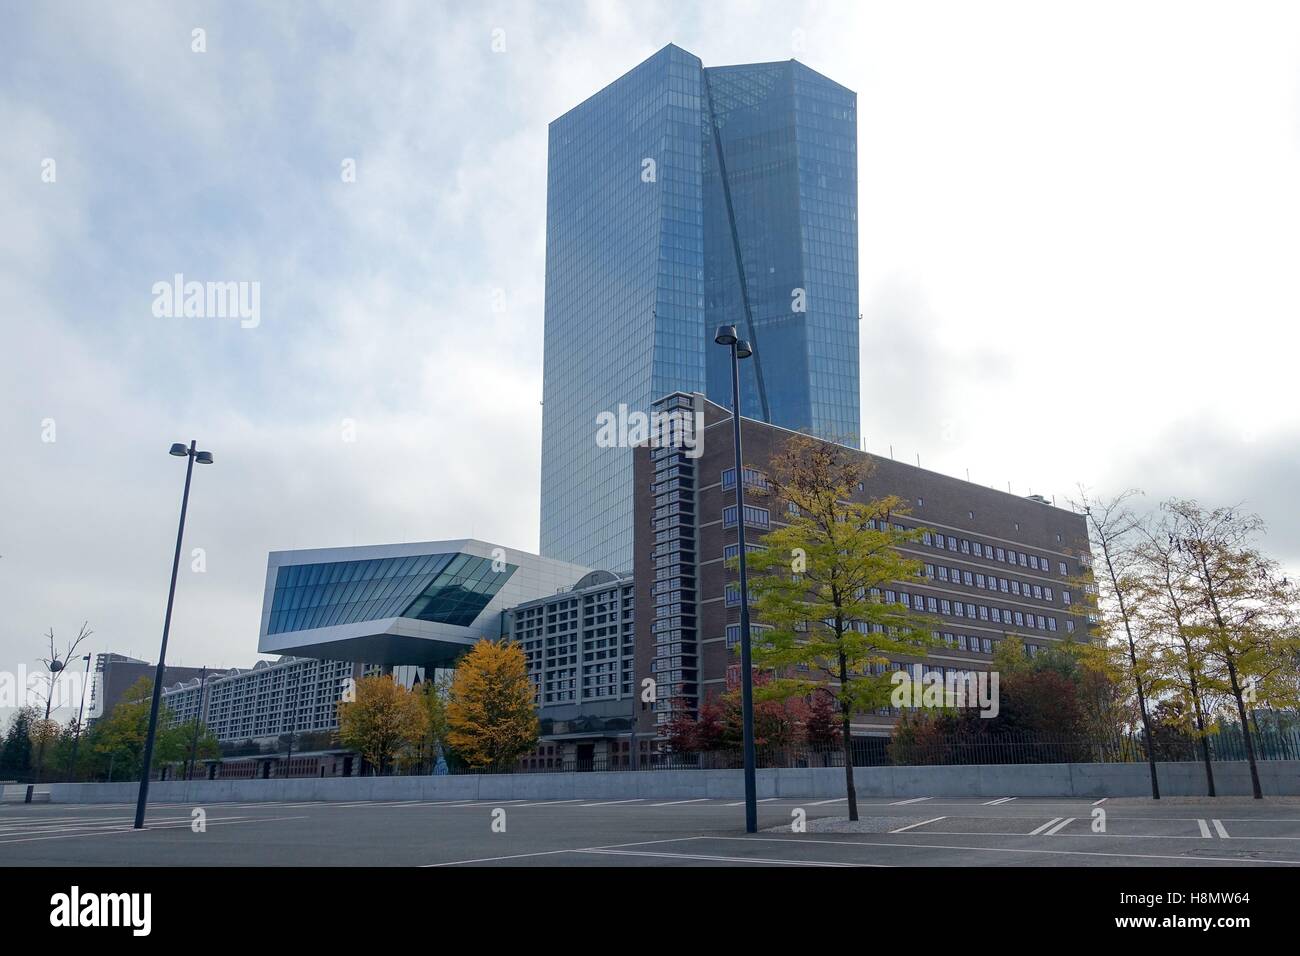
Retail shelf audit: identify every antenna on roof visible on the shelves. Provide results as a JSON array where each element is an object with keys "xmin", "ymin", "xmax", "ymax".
[{"xmin": 916, "ymin": 453, "xmax": 921, "ymax": 468}]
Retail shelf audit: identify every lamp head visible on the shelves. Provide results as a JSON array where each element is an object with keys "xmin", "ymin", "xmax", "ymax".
[
  {"xmin": 169, "ymin": 443, "xmax": 189, "ymax": 457},
  {"xmin": 714, "ymin": 325, "xmax": 738, "ymax": 347},
  {"xmin": 736, "ymin": 339, "xmax": 753, "ymax": 359},
  {"xmin": 195, "ymin": 451, "xmax": 214, "ymax": 465}
]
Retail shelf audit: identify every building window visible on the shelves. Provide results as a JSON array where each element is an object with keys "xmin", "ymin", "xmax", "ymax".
[
  {"xmin": 726, "ymin": 623, "xmax": 770, "ymax": 648},
  {"xmin": 723, "ymin": 505, "xmax": 770, "ymax": 529},
  {"xmin": 722, "ymin": 467, "xmax": 769, "ymax": 492},
  {"xmin": 724, "ymin": 584, "xmax": 754, "ymax": 607}
]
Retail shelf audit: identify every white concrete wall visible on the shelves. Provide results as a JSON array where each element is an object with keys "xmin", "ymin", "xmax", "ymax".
[{"xmin": 46, "ymin": 760, "xmax": 1300, "ymax": 804}]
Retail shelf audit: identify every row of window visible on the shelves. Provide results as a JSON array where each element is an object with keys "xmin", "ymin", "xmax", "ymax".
[
  {"xmin": 923, "ymin": 564, "xmax": 1071, "ymax": 606},
  {"xmin": 880, "ymin": 587, "xmax": 1070, "ymax": 633},
  {"xmin": 923, "ymin": 531, "xmax": 1070, "ymax": 577},
  {"xmin": 722, "ymin": 504, "xmax": 771, "ymax": 529}
]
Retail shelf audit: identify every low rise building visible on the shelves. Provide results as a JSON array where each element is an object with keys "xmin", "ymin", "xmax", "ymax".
[{"xmin": 632, "ymin": 392, "xmax": 1095, "ymax": 745}]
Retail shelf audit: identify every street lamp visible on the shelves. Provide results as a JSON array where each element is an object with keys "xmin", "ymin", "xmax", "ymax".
[
  {"xmin": 135, "ymin": 439, "xmax": 213, "ymax": 829},
  {"xmin": 714, "ymin": 324, "xmax": 758, "ymax": 834}
]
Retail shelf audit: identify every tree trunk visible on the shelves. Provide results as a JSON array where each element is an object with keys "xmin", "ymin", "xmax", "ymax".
[
  {"xmin": 1103, "ymin": 542, "xmax": 1160, "ymax": 799},
  {"xmin": 1225, "ymin": 656, "xmax": 1263, "ymax": 799},
  {"xmin": 1198, "ymin": 548, "xmax": 1263, "ymax": 800},
  {"xmin": 1123, "ymin": 624, "xmax": 1160, "ymax": 799},
  {"xmin": 1185, "ymin": 658, "xmax": 1215, "ymax": 797},
  {"xmin": 838, "ymin": 651, "xmax": 857, "ymax": 821}
]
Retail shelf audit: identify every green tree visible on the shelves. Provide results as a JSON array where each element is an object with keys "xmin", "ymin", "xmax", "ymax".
[
  {"xmin": 90, "ymin": 677, "xmax": 190, "ymax": 779},
  {"xmin": 740, "ymin": 435, "xmax": 938, "ymax": 821},
  {"xmin": 1135, "ymin": 509, "xmax": 1220, "ymax": 795},
  {"xmin": 1073, "ymin": 488, "xmax": 1162, "ymax": 799},
  {"xmin": 1165, "ymin": 500, "xmax": 1299, "ymax": 799},
  {"xmin": 418, "ymin": 672, "xmax": 451, "ymax": 771},
  {"xmin": 0, "ymin": 707, "xmax": 36, "ymax": 777}
]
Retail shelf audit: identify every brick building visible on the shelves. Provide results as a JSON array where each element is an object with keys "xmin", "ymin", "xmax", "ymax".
[{"xmin": 633, "ymin": 392, "xmax": 1094, "ymax": 745}]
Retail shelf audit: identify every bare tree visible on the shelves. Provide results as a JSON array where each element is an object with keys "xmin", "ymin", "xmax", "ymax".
[
  {"xmin": 1074, "ymin": 489, "xmax": 1161, "ymax": 799},
  {"xmin": 33, "ymin": 622, "xmax": 93, "ymax": 781}
]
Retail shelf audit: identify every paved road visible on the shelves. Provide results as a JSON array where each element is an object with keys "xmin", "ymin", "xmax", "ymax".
[{"xmin": 3, "ymin": 795, "xmax": 1299, "ymax": 866}]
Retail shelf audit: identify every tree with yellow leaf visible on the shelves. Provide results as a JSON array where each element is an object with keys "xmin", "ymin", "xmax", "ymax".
[
  {"xmin": 337, "ymin": 674, "xmax": 428, "ymax": 776},
  {"xmin": 446, "ymin": 639, "xmax": 539, "ymax": 770}
]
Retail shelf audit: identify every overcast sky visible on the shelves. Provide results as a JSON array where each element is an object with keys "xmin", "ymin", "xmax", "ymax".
[{"xmin": 3, "ymin": 0, "xmax": 1298, "ymax": 718}]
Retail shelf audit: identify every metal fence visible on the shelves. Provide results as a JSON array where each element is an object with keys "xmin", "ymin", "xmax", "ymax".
[
  {"xmin": 429, "ymin": 725, "xmax": 1300, "ymax": 775},
  {"xmin": 10, "ymin": 724, "xmax": 1298, "ymax": 782}
]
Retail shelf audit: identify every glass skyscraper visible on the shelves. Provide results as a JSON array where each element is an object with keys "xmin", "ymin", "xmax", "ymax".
[{"xmin": 540, "ymin": 44, "xmax": 860, "ymax": 572}]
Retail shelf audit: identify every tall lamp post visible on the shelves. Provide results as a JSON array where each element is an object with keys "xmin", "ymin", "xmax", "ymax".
[
  {"xmin": 135, "ymin": 440, "xmax": 213, "ymax": 829},
  {"xmin": 714, "ymin": 324, "xmax": 758, "ymax": 834}
]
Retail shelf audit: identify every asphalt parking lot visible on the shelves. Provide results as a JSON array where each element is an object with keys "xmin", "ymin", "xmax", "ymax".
[{"xmin": 3, "ymin": 795, "xmax": 1299, "ymax": 867}]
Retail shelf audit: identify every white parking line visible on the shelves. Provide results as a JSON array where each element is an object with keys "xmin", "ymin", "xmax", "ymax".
[
  {"xmin": 579, "ymin": 799, "xmax": 644, "ymax": 807},
  {"xmin": 0, "ymin": 815, "xmax": 307, "ymax": 846},
  {"xmin": 1212, "ymin": 819, "xmax": 1231, "ymax": 839},
  {"xmin": 890, "ymin": 816, "xmax": 946, "ymax": 833},
  {"xmin": 725, "ymin": 798, "xmax": 778, "ymax": 806},
  {"xmin": 650, "ymin": 798, "xmax": 711, "ymax": 807},
  {"xmin": 574, "ymin": 847, "xmax": 863, "ymax": 866},
  {"xmin": 1029, "ymin": 817, "xmax": 1063, "ymax": 835},
  {"xmin": 889, "ymin": 797, "xmax": 932, "ymax": 806},
  {"xmin": 1092, "ymin": 798, "xmax": 1107, "ymax": 805},
  {"xmin": 1044, "ymin": 817, "xmax": 1075, "ymax": 836},
  {"xmin": 424, "ymin": 836, "xmax": 707, "ymax": 867},
  {"xmin": 1198, "ymin": 819, "xmax": 1213, "ymax": 838},
  {"xmin": 809, "ymin": 798, "xmax": 847, "ymax": 806},
  {"xmin": 712, "ymin": 835, "xmax": 1300, "ymax": 866},
  {"xmin": 510, "ymin": 799, "xmax": 585, "ymax": 808},
  {"xmin": 982, "ymin": 797, "xmax": 1016, "ymax": 806}
]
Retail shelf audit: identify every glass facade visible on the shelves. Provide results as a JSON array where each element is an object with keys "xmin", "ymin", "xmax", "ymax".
[
  {"xmin": 267, "ymin": 552, "xmax": 517, "ymax": 635},
  {"xmin": 540, "ymin": 44, "xmax": 860, "ymax": 572}
]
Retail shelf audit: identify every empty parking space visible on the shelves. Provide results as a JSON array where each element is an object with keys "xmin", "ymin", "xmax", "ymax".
[{"xmin": 2, "ymin": 796, "xmax": 1299, "ymax": 867}]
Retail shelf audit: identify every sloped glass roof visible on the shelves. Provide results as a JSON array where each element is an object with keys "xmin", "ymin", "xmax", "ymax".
[{"xmin": 267, "ymin": 552, "xmax": 517, "ymax": 635}]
